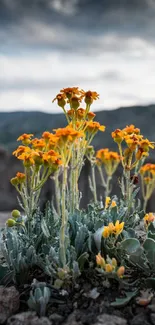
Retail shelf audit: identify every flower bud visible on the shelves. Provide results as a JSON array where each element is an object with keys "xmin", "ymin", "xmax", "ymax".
[
  {"xmin": 117, "ymin": 266, "xmax": 125, "ymax": 278},
  {"xmin": 6, "ymin": 218, "xmax": 16, "ymax": 227},
  {"xmin": 10, "ymin": 177, "xmax": 18, "ymax": 186},
  {"xmin": 105, "ymin": 264, "xmax": 113, "ymax": 273},
  {"xmin": 112, "ymin": 258, "xmax": 117, "ymax": 268},
  {"xmin": 11, "ymin": 209, "xmax": 21, "ymax": 219}
]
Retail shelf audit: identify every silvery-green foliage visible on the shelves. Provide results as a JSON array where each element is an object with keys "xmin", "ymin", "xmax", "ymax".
[
  {"xmin": 118, "ymin": 223, "xmax": 155, "ymax": 278},
  {"xmin": 28, "ymin": 279, "xmax": 51, "ymax": 316},
  {"xmin": 0, "ymin": 227, "xmax": 42, "ymax": 283},
  {"xmin": 0, "ymin": 204, "xmax": 60, "ymax": 283}
]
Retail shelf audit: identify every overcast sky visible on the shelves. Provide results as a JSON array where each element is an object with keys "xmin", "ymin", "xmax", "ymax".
[{"xmin": 1, "ymin": 0, "xmax": 155, "ymax": 113}]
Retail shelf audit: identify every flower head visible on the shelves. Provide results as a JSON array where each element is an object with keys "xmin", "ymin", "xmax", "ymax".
[
  {"xmin": 144, "ymin": 213, "xmax": 155, "ymax": 228},
  {"xmin": 17, "ymin": 133, "xmax": 34, "ymax": 145},
  {"xmin": 82, "ymin": 90, "xmax": 99, "ymax": 105},
  {"xmin": 111, "ymin": 129, "xmax": 124, "ymax": 143},
  {"xmin": 96, "ymin": 253, "xmax": 106, "ymax": 268}
]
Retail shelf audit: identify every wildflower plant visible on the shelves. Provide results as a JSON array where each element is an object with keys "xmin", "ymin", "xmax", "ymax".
[{"xmin": 0, "ymin": 86, "xmax": 155, "ymax": 297}]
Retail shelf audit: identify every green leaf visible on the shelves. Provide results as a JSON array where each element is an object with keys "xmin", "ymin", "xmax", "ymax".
[
  {"xmin": 147, "ymin": 231, "xmax": 155, "ymax": 241},
  {"xmin": 41, "ymin": 218, "xmax": 50, "ymax": 238},
  {"xmin": 119, "ymin": 238, "xmax": 140, "ymax": 254},
  {"xmin": 143, "ymin": 238, "xmax": 155, "ymax": 268},
  {"xmin": 143, "ymin": 238, "xmax": 155, "ymax": 252},
  {"xmin": 111, "ymin": 290, "xmax": 138, "ymax": 307}
]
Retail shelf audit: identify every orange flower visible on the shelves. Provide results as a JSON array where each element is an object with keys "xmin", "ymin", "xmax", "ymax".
[
  {"xmin": 60, "ymin": 87, "xmax": 84, "ymax": 99},
  {"xmin": 123, "ymin": 124, "xmax": 140, "ymax": 135},
  {"xmin": 87, "ymin": 111, "xmax": 96, "ymax": 120},
  {"xmin": 10, "ymin": 172, "xmax": 26, "ymax": 186},
  {"xmin": 85, "ymin": 121, "xmax": 105, "ymax": 134},
  {"xmin": 13, "ymin": 145, "xmax": 31, "ymax": 157},
  {"xmin": 16, "ymin": 172, "xmax": 26, "ymax": 182},
  {"xmin": 70, "ymin": 95, "xmax": 81, "ymax": 110},
  {"xmin": 17, "ymin": 133, "xmax": 34, "ymax": 145},
  {"xmin": 139, "ymin": 139, "xmax": 154, "ymax": 152},
  {"xmin": 42, "ymin": 151, "xmax": 61, "ymax": 167},
  {"xmin": 76, "ymin": 108, "xmax": 86, "ymax": 119},
  {"xmin": 31, "ymin": 138, "xmax": 46, "ymax": 150},
  {"xmin": 17, "ymin": 151, "xmax": 35, "ymax": 167},
  {"xmin": 111, "ymin": 129, "xmax": 124, "ymax": 143},
  {"xmin": 54, "ymin": 126, "xmax": 84, "ymax": 144},
  {"xmin": 42, "ymin": 132, "xmax": 52, "ymax": 142},
  {"xmin": 82, "ymin": 90, "xmax": 99, "ymax": 105},
  {"xmin": 52, "ymin": 93, "xmax": 66, "ymax": 108},
  {"xmin": 144, "ymin": 213, "xmax": 155, "ymax": 227}
]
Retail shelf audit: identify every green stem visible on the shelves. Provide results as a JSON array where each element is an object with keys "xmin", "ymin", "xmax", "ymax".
[
  {"xmin": 54, "ymin": 170, "xmax": 61, "ymax": 216},
  {"xmin": 143, "ymin": 198, "xmax": 148, "ymax": 213},
  {"xmin": 105, "ymin": 175, "xmax": 112, "ymax": 198},
  {"xmin": 91, "ymin": 163, "xmax": 97, "ymax": 203},
  {"xmin": 98, "ymin": 165, "xmax": 106, "ymax": 187},
  {"xmin": 60, "ymin": 166, "xmax": 68, "ymax": 267}
]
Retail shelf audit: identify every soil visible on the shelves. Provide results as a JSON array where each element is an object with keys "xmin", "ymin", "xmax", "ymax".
[{"xmin": 1, "ymin": 268, "xmax": 155, "ymax": 325}]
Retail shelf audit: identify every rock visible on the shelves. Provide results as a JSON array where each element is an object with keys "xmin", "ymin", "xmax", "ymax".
[
  {"xmin": 130, "ymin": 312, "xmax": 150, "ymax": 325},
  {"xmin": 0, "ymin": 286, "xmax": 20, "ymax": 324},
  {"xmin": 62, "ymin": 311, "xmax": 82, "ymax": 325},
  {"xmin": 49, "ymin": 313, "xmax": 64, "ymax": 323},
  {"xmin": 7, "ymin": 312, "xmax": 52, "ymax": 325},
  {"xmin": 150, "ymin": 313, "xmax": 155, "ymax": 325},
  {"xmin": 95, "ymin": 314, "xmax": 127, "ymax": 325}
]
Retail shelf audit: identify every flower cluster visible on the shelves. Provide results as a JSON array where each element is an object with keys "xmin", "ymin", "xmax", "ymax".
[
  {"xmin": 96, "ymin": 253, "xmax": 125, "ymax": 278},
  {"xmin": 96, "ymin": 148, "xmax": 120, "ymax": 176},
  {"xmin": 140, "ymin": 163, "xmax": 155, "ymax": 211},
  {"xmin": 112, "ymin": 124, "xmax": 154, "ymax": 170},
  {"xmin": 105, "ymin": 196, "xmax": 117, "ymax": 209},
  {"xmin": 144, "ymin": 213, "xmax": 155, "ymax": 228},
  {"xmin": 102, "ymin": 220, "xmax": 124, "ymax": 238}
]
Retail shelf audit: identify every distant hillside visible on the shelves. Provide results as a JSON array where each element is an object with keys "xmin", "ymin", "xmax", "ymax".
[{"xmin": 0, "ymin": 105, "xmax": 155, "ymax": 158}]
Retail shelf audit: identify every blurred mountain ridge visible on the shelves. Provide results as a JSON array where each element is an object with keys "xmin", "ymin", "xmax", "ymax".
[{"xmin": 0, "ymin": 104, "xmax": 155, "ymax": 158}]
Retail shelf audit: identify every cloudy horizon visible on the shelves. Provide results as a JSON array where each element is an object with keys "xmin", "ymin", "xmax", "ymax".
[{"xmin": 1, "ymin": 0, "xmax": 155, "ymax": 113}]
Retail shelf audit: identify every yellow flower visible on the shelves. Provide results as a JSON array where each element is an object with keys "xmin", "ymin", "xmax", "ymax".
[
  {"xmin": 144, "ymin": 213, "xmax": 155, "ymax": 227},
  {"xmin": 105, "ymin": 264, "xmax": 113, "ymax": 273},
  {"xmin": 105, "ymin": 196, "xmax": 111, "ymax": 209},
  {"xmin": 114, "ymin": 220, "xmax": 124, "ymax": 236},
  {"xmin": 111, "ymin": 201, "xmax": 117, "ymax": 208},
  {"xmin": 112, "ymin": 258, "xmax": 117, "ymax": 268},
  {"xmin": 96, "ymin": 253, "xmax": 106, "ymax": 268},
  {"xmin": 102, "ymin": 226, "xmax": 110, "ymax": 238}
]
